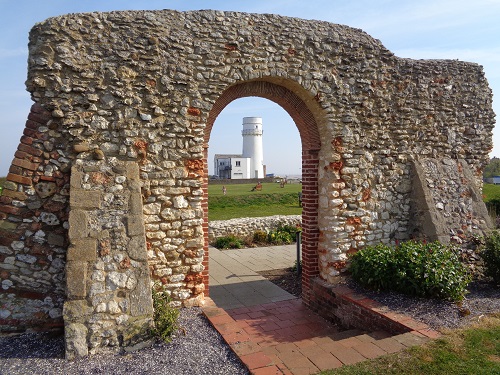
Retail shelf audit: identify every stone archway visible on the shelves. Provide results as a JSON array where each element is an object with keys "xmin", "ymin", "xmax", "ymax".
[
  {"xmin": 202, "ymin": 80, "xmax": 322, "ymax": 304},
  {"xmin": 0, "ymin": 9, "xmax": 494, "ymax": 358}
]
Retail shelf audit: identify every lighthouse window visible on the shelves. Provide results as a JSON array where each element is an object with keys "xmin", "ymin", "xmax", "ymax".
[{"xmin": 235, "ymin": 161, "xmax": 241, "ymax": 166}]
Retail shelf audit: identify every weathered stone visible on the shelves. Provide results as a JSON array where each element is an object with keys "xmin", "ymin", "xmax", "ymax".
[
  {"xmin": 35, "ymin": 182, "xmax": 57, "ymax": 198},
  {"xmin": 73, "ymin": 142, "xmax": 91, "ymax": 153},
  {"xmin": 68, "ymin": 210, "xmax": 88, "ymax": 240},
  {"xmin": 67, "ymin": 238, "xmax": 97, "ymax": 262},
  {"xmin": 126, "ymin": 215, "xmax": 145, "ymax": 237},
  {"xmin": 65, "ymin": 323, "xmax": 89, "ymax": 360},
  {"xmin": 63, "ymin": 300, "xmax": 92, "ymax": 322},
  {"xmin": 70, "ymin": 190, "xmax": 102, "ymax": 209},
  {"xmin": 128, "ymin": 235, "xmax": 147, "ymax": 261},
  {"xmin": 66, "ymin": 261, "xmax": 87, "ymax": 299},
  {"xmin": 40, "ymin": 212, "xmax": 60, "ymax": 226},
  {"xmin": 130, "ymin": 271, "xmax": 154, "ymax": 317}
]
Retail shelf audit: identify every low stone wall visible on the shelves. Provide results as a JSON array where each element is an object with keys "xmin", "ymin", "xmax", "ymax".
[{"xmin": 208, "ymin": 215, "xmax": 301, "ymax": 242}]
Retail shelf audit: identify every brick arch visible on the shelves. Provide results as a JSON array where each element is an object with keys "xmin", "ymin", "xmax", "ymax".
[
  {"xmin": 202, "ymin": 80, "xmax": 321, "ymax": 305},
  {"xmin": 204, "ymin": 80, "xmax": 321, "ymax": 151}
]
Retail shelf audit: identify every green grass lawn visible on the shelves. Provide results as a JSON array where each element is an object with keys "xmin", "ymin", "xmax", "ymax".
[
  {"xmin": 483, "ymin": 183, "xmax": 500, "ymax": 202},
  {"xmin": 208, "ymin": 182, "xmax": 302, "ymax": 220},
  {"xmin": 321, "ymin": 314, "xmax": 500, "ymax": 375}
]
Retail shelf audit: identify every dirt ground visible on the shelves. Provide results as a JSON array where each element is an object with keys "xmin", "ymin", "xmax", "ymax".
[{"xmin": 258, "ymin": 268, "xmax": 302, "ymax": 297}]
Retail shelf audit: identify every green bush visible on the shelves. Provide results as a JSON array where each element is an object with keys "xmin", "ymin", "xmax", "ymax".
[
  {"xmin": 267, "ymin": 230, "xmax": 294, "ymax": 245},
  {"xmin": 151, "ymin": 285, "xmax": 179, "ymax": 343},
  {"xmin": 213, "ymin": 225, "xmax": 301, "ymax": 248},
  {"xmin": 349, "ymin": 241, "xmax": 471, "ymax": 301},
  {"xmin": 267, "ymin": 225, "xmax": 300, "ymax": 245},
  {"xmin": 212, "ymin": 235, "xmax": 245, "ymax": 249},
  {"xmin": 481, "ymin": 230, "xmax": 500, "ymax": 284},
  {"xmin": 253, "ymin": 230, "xmax": 268, "ymax": 244}
]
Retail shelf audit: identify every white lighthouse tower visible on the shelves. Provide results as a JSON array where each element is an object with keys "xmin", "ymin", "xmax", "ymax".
[{"xmin": 242, "ymin": 117, "xmax": 264, "ymax": 179}]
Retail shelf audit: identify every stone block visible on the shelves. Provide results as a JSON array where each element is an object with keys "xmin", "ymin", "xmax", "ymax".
[
  {"xmin": 129, "ymin": 192, "xmax": 143, "ymax": 215},
  {"xmin": 70, "ymin": 168, "xmax": 85, "ymax": 188},
  {"xmin": 130, "ymin": 269, "xmax": 153, "ymax": 317},
  {"xmin": 127, "ymin": 214, "xmax": 145, "ymax": 237},
  {"xmin": 128, "ymin": 235, "xmax": 147, "ymax": 261},
  {"xmin": 63, "ymin": 299, "xmax": 92, "ymax": 322},
  {"xmin": 66, "ymin": 261, "xmax": 87, "ymax": 299},
  {"xmin": 68, "ymin": 209, "xmax": 88, "ymax": 240},
  {"xmin": 70, "ymin": 190, "xmax": 102, "ymax": 209},
  {"xmin": 67, "ymin": 238, "xmax": 97, "ymax": 261},
  {"xmin": 126, "ymin": 162, "xmax": 140, "ymax": 181},
  {"xmin": 65, "ymin": 322, "xmax": 89, "ymax": 360}
]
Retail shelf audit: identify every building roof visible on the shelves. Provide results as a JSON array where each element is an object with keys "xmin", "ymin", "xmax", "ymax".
[{"xmin": 214, "ymin": 154, "xmax": 244, "ymax": 159}]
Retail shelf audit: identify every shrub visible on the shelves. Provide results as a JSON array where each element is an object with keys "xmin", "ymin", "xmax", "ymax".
[
  {"xmin": 349, "ymin": 241, "xmax": 471, "ymax": 301},
  {"xmin": 267, "ymin": 230, "xmax": 294, "ymax": 245},
  {"xmin": 212, "ymin": 235, "xmax": 244, "ymax": 249},
  {"xmin": 481, "ymin": 230, "xmax": 500, "ymax": 284},
  {"xmin": 253, "ymin": 230, "xmax": 268, "ymax": 244},
  {"xmin": 151, "ymin": 285, "xmax": 179, "ymax": 343},
  {"xmin": 267, "ymin": 225, "xmax": 301, "ymax": 245}
]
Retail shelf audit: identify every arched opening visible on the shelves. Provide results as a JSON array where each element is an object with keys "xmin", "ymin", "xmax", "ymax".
[{"xmin": 202, "ymin": 80, "xmax": 322, "ymax": 306}]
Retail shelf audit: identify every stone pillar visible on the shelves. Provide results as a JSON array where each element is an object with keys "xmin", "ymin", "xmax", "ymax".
[{"xmin": 64, "ymin": 161, "xmax": 153, "ymax": 359}]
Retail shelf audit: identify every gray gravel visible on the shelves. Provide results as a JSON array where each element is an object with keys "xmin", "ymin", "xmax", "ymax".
[
  {"xmin": 347, "ymin": 280, "xmax": 500, "ymax": 330},
  {"xmin": 0, "ymin": 308, "xmax": 249, "ymax": 375},
  {"xmin": 1, "ymin": 283, "xmax": 498, "ymax": 375}
]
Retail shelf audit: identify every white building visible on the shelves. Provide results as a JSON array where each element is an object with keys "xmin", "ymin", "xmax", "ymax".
[{"xmin": 214, "ymin": 117, "xmax": 265, "ymax": 179}]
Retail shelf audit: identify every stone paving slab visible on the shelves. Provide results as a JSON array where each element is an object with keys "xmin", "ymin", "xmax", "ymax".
[{"xmin": 209, "ymin": 246, "xmax": 297, "ymax": 309}]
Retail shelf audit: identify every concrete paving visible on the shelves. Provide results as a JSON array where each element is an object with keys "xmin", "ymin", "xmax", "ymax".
[
  {"xmin": 205, "ymin": 244, "xmax": 438, "ymax": 374},
  {"xmin": 208, "ymin": 245, "xmax": 299, "ymax": 309}
]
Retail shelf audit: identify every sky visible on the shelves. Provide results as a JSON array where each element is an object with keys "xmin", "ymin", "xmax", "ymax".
[{"xmin": 0, "ymin": 0, "xmax": 499, "ymax": 177}]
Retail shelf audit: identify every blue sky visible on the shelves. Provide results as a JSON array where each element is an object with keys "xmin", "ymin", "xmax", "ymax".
[{"xmin": 0, "ymin": 0, "xmax": 499, "ymax": 176}]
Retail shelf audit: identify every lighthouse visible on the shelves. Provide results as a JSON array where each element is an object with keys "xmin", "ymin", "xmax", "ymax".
[{"xmin": 242, "ymin": 117, "xmax": 264, "ymax": 179}]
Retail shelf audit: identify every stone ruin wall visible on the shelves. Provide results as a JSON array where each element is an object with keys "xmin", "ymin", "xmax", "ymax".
[
  {"xmin": 0, "ymin": 9, "xmax": 495, "ymax": 356},
  {"xmin": 208, "ymin": 215, "xmax": 301, "ymax": 242}
]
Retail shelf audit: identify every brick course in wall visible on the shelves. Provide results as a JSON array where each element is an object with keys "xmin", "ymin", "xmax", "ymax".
[{"xmin": 0, "ymin": 9, "xmax": 495, "ymax": 357}]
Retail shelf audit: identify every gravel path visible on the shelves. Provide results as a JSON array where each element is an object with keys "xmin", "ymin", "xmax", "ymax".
[{"xmin": 0, "ymin": 308, "xmax": 249, "ymax": 375}]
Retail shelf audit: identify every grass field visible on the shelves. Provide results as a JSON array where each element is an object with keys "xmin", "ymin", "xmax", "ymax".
[
  {"xmin": 208, "ymin": 182, "xmax": 302, "ymax": 220},
  {"xmin": 483, "ymin": 183, "xmax": 500, "ymax": 202}
]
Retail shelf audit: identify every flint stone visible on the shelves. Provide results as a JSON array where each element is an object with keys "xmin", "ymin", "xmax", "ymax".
[{"xmin": 35, "ymin": 182, "xmax": 57, "ymax": 198}]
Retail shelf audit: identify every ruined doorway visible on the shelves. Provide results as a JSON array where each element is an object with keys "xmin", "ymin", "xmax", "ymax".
[{"xmin": 202, "ymin": 80, "xmax": 323, "ymax": 305}]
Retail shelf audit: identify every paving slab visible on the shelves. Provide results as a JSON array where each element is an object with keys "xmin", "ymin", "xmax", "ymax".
[
  {"xmin": 206, "ymin": 245, "xmax": 439, "ymax": 373},
  {"xmin": 209, "ymin": 245, "xmax": 297, "ymax": 309}
]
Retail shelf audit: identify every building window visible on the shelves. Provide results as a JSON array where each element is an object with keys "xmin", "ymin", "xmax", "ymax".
[{"xmin": 235, "ymin": 161, "xmax": 241, "ymax": 166}]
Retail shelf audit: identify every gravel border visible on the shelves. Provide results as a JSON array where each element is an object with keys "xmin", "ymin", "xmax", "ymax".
[
  {"xmin": 0, "ymin": 308, "xmax": 249, "ymax": 375},
  {"xmin": 346, "ymin": 279, "xmax": 500, "ymax": 330}
]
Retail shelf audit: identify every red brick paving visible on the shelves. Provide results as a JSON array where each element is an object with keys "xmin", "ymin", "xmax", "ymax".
[{"xmin": 202, "ymin": 297, "xmax": 440, "ymax": 374}]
